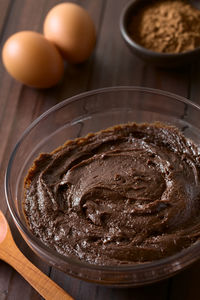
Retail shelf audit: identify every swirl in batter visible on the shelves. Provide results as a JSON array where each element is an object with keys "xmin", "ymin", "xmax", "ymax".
[{"xmin": 23, "ymin": 122, "xmax": 200, "ymax": 265}]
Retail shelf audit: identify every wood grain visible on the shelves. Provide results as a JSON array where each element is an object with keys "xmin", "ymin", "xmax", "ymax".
[{"xmin": 0, "ymin": 0, "xmax": 199, "ymax": 299}]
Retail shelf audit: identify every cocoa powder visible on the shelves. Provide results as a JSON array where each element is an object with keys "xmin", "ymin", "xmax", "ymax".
[{"xmin": 128, "ymin": 0, "xmax": 200, "ymax": 53}]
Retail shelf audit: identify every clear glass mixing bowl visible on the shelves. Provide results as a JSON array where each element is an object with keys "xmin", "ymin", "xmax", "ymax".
[{"xmin": 5, "ymin": 86, "xmax": 200, "ymax": 287}]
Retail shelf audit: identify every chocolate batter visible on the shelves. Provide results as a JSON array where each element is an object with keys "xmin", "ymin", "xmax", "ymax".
[{"xmin": 23, "ymin": 122, "xmax": 200, "ymax": 265}]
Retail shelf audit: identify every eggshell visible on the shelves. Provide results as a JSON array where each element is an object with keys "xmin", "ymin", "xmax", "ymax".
[
  {"xmin": 2, "ymin": 31, "xmax": 64, "ymax": 88},
  {"xmin": 43, "ymin": 3, "xmax": 96, "ymax": 64}
]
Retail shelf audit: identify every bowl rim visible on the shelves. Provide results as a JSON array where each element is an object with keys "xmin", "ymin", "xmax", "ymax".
[
  {"xmin": 5, "ymin": 85, "xmax": 200, "ymax": 275},
  {"xmin": 119, "ymin": 0, "xmax": 200, "ymax": 58}
]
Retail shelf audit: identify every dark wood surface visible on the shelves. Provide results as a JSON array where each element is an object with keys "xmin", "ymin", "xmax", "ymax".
[{"xmin": 0, "ymin": 0, "xmax": 199, "ymax": 299}]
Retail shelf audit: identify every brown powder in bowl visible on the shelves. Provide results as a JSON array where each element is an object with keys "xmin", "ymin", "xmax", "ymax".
[{"xmin": 128, "ymin": 0, "xmax": 200, "ymax": 53}]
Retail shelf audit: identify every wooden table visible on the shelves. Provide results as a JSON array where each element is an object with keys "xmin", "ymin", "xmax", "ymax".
[{"xmin": 0, "ymin": 0, "xmax": 199, "ymax": 299}]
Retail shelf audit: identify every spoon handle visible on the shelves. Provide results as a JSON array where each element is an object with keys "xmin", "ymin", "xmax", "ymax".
[{"xmin": 0, "ymin": 238, "xmax": 73, "ymax": 300}]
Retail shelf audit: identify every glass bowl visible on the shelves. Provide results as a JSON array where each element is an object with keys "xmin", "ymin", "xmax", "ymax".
[{"xmin": 5, "ymin": 86, "xmax": 200, "ymax": 287}]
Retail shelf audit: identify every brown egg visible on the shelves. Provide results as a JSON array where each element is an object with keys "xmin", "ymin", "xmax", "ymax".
[
  {"xmin": 43, "ymin": 3, "xmax": 96, "ymax": 64},
  {"xmin": 2, "ymin": 31, "xmax": 64, "ymax": 88}
]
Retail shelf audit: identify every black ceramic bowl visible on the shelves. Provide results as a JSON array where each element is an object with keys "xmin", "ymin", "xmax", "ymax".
[{"xmin": 120, "ymin": 0, "xmax": 200, "ymax": 68}]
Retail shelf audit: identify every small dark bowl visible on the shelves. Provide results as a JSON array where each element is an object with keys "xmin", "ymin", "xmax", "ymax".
[{"xmin": 120, "ymin": 0, "xmax": 200, "ymax": 68}]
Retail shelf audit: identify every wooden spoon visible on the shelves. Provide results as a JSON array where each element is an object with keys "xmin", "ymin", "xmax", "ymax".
[{"xmin": 0, "ymin": 210, "xmax": 74, "ymax": 300}]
